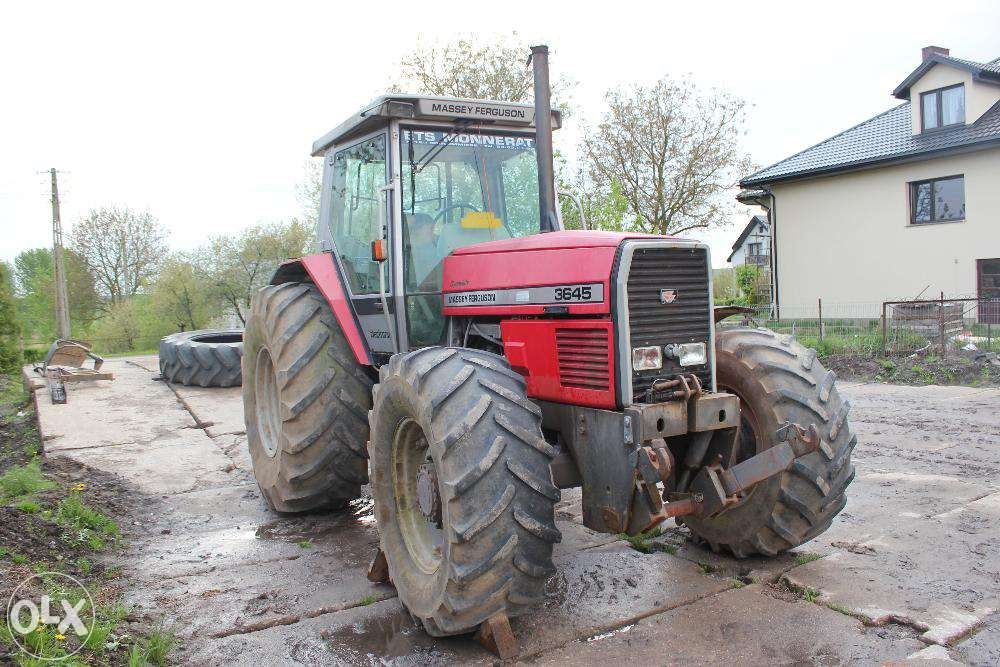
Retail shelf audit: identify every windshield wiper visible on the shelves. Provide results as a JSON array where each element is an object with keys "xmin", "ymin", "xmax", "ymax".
[{"xmin": 412, "ymin": 119, "xmax": 474, "ymax": 174}]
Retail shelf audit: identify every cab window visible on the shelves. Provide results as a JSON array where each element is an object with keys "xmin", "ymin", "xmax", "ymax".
[
  {"xmin": 400, "ymin": 128, "xmax": 541, "ymax": 347},
  {"xmin": 329, "ymin": 134, "xmax": 387, "ymax": 294}
]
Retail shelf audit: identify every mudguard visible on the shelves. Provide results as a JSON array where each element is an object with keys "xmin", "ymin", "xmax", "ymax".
[{"xmin": 270, "ymin": 253, "xmax": 372, "ymax": 366}]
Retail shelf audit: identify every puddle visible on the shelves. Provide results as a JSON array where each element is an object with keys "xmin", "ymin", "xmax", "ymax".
[
  {"xmin": 256, "ymin": 498, "xmax": 375, "ymax": 542},
  {"xmin": 321, "ymin": 608, "xmax": 481, "ymax": 665}
]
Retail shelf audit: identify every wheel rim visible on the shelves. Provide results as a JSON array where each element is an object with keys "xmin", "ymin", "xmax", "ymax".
[
  {"xmin": 255, "ymin": 348, "xmax": 281, "ymax": 458},
  {"xmin": 392, "ymin": 418, "xmax": 444, "ymax": 575}
]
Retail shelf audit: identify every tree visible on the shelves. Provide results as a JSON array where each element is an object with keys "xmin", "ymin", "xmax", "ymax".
[
  {"xmin": 581, "ymin": 76, "xmax": 752, "ymax": 236},
  {"xmin": 13, "ymin": 248, "xmax": 99, "ymax": 341},
  {"xmin": 0, "ymin": 262, "xmax": 20, "ymax": 372},
  {"xmin": 150, "ymin": 254, "xmax": 218, "ymax": 332},
  {"xmin": 92, "ymin": 299, "xmax": 140, "ymax": 353},
  {"xmin": 391, "ymin": 34, "xmax": 573, "ymax": 113},
  {"xmin": 70, "ymin": 207, "xmax": 169, "ymax": 304},
  {"xmin": 202, "ymin": 219, "xmax": 313, "ymax": 325},
  {"xmin": 296, "ymin": 159, "xmax": 323, "ymax": 226}
]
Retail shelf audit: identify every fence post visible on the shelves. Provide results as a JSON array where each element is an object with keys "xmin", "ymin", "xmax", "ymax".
[
  {"xmin": 818, "ymin": 298, "xmax": 824, "ymax": 342},
  {"xmin": 881, "ymin": 301, "xmax": 888, "ymax": 356},
  {"xmin": 939, "ymin": 291, "xmax": 946, "ymax": 359}
]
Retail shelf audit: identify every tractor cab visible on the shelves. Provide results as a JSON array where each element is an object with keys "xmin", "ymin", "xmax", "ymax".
[{"xmin": 311, "ymin": 95, "xmax": 562, "ymax": 354}]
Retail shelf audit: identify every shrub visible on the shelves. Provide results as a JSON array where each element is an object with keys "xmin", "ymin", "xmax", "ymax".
[{"xmin": 0, "ymin": 262, "xmax": 21, "ymax": 373}]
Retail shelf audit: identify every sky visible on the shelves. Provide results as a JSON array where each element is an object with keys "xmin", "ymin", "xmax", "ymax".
[{"xmin": 2, "ymin": 0, "xmax": 998, "ymax": 269}]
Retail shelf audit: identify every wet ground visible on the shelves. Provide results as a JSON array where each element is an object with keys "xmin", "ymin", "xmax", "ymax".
[{"xmin": 25, "ymin": 357, "xmax": 1000, "ymax": 665}]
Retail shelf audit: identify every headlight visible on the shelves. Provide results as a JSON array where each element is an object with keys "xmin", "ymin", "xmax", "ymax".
[
  {"xmin": 632, "ymin": 345, "xmax": 663, "ymax": 371},
  {"xmin": 664, "ymin": 342, "xmax": 707, "ymax": 367}
]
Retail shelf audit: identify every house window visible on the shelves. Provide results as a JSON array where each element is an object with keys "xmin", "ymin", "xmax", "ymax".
[
  {"xmin": 910, "ymin": 175, "xmax": 965, "ymax": 224},
  {"xmin": 920, "ymin": 84, "xmax": 965, "ymax": 131}
]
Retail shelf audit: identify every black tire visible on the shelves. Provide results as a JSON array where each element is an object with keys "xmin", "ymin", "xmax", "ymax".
[
  {"xmin": 683, "ymin": 328, "xmax": 856, "ymax": 557},
  {"xmin": 369, "ymin": 347, "xmax": 560, "ymax": 636},
  {"xmin": 159, "ymin": 330, "xmax": 244, "ymax": 388},
  {"xmin": 243, "ymin": 282, "xmax": 373, "ymax": 513}
]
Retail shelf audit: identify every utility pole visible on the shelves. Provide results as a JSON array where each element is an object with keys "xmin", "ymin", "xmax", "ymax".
[{"xmin": 49, "ymin": 168, "xmax": 71, "ymax": 340}]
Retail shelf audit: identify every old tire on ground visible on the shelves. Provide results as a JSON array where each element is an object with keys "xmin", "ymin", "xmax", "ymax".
[
  {"xmin": 159, "ymin": 330, "xmax": 244, "ymax": 387},
  {"xmin": 369, "ymin": 347, "xmax": 560, "ymax": 636},
  {"xmin": 243, "ymin": 282, "xmax": 373, "ymax": 513},
  {"xmin": 683, "ymin": 328, "xmax": 856, "ymax": 557}
]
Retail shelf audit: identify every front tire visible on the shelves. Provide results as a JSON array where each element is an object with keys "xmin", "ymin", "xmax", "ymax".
[
  {"xmin": 683, "ymin": 328, "xmax": 856, "ymax": 557},
  {"xmin": 369, "ymin": 347, "xmax": 561, "ymax": 636},
  {"xmin": 243, "ymin": 282, "xmax": 373, "ymax": 513}
]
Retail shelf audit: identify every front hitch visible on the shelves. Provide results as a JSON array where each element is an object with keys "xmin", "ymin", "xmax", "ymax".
[
  {"xmin": 687, "ymin": 422, "xmax": 820, "ymax": 517},
  {"xmin": 628, "ymin": 422, "xmax": 821, "ymax": 533}
]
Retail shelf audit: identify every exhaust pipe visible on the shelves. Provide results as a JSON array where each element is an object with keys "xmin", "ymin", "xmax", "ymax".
[{"xmin": 530, "ymin": 45, "xmax": 557, "ymax": 232}]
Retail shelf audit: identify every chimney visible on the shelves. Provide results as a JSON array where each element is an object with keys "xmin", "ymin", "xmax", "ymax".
[{"xmin": 922, "ymin": 45, "xmax": 950, "ymax": 61}]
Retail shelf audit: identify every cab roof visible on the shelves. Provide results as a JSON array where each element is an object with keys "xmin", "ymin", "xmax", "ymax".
[{"xmin": 311, "ymin": 94, "xmax": 562, "ymax": 156}]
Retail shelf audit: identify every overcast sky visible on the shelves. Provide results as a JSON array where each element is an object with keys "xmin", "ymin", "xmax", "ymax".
[{"xmin": 2, "ymin": 0, "xmax": 998, "ymax": 269}]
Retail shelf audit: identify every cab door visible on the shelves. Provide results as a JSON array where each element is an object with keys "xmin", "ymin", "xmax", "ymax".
[{"xmin": 325, "ymin": 132, "xmax": 397, "ymax": 353}]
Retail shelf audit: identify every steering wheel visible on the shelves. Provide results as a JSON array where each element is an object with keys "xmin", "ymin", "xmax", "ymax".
[{"xmin": 432, "ymin": 203, "xmax": 480, "ymax": 224}]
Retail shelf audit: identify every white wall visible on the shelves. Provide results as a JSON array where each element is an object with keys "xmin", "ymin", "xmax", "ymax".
[{"xmin": 771, "ymin": 148, "xmax": 1000, "ymax": 311}]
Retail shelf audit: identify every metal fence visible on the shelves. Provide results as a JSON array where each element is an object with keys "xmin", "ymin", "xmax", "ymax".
[{"xmin": 718, "ymin": 297, "xmax": 1000, "ymax": 357}]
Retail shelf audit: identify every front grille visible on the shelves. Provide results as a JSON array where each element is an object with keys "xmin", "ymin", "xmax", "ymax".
[
  {"xmin": 625, "ymin": 245, "xmax": 713, "ymax": 399},
  {"xmin": 556, "ymin": 327, "xmax": 611, "ymax": 391}
]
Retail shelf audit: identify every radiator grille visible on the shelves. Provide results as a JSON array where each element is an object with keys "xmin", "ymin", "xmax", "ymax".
[
  {"xmin": 625, "ymin": 245, "xmax": 713, "ymax": 399},
  {"xmin": 556, "ymin": 328, "xmax": 611, "ymax": 391}
]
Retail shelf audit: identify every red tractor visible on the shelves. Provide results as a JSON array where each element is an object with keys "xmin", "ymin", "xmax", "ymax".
[{"xmin": 242, "ymin": 46, "xmax": 854, "ymax": 642}]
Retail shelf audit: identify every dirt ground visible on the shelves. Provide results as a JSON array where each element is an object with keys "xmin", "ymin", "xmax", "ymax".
[
  {"xmin": 824, "ymin": 350, "xmax": 1000, "ymax": 387},
  {"xmin": 15, "ymin": 357, "xmax": 1000, "ymax": 665}
]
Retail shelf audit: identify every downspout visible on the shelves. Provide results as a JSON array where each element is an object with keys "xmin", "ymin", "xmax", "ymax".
[{"xmin": 766, "ymin": 189, "xmax": 778, "ymax": 319}]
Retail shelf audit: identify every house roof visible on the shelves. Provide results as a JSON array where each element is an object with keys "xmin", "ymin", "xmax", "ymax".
[
  {"xmin": 892, "ymin": 54, "xmax": 1000, "ymax": 100},
  {"xmin": 741, "ymin": 53, "xmax": 1000, "ymax": 188},
  {"xmin": 727, "ymin": 215, "xmax": 768, "ymax": 262},
  {"xmin": 741, "ymin": 97, "xmax": 1000, "ymax": 187}
]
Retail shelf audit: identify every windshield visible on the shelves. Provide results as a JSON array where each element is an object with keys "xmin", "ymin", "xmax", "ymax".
[
  {"xmin": 400, "ymin": 128, "xmax": 540, "ymax": 292},
  {"xmin": 399, "ymin": 127, "xmax": 541, "ymax": 348}
]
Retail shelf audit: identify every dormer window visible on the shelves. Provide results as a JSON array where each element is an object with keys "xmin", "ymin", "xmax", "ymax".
[{"xmin": 921, "ymin": 84, "xmax": 965, "ymax": 131}]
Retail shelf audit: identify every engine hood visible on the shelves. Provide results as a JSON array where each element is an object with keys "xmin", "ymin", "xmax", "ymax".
[
  {"xmin": 447, "ymin": 230, "xmax": 665, "ymax": 255},
  {"xmin": 442, "ymin": 231, "xmax": 688, "ymax": 317}
]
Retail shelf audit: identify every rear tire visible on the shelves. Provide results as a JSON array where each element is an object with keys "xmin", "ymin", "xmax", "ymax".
[
  {"xmin": 159, "ymin": 330, "xmax": 243, "ymax": 388},
  {"xmin": 683, "ymin": 328, "xmax": 856, "ymax": 557},
  {"xmin": 369, "ymin": 347, "xmax": 560, "ymax": 636},
  {"xmin": 243, "ymin": 282, "xmax": 373, "ymax": 513}
]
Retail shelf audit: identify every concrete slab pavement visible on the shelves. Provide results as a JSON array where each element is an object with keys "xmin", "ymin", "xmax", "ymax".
[{"xmin": 25, "ymin": 360, "xmax": 1000, "ymax": 664}]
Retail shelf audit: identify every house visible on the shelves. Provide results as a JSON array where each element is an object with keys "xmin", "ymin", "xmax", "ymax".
[
  {"xmin": 738, "ymin": 46, "xmax": 1000, "ymax": 317},
  {"xmin": 727, "ymin": 214, "xmax": 771, "ymax": 267}
]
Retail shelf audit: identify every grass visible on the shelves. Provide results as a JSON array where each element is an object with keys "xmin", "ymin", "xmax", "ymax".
[
  {"xmin": 0, "ymin": 460, "xmax": 54, "ymax": 501},
  {"xmin": 0, "ymin": 377, "xmax": 28, "ymax": 420},
  {"xmin": 296, "ymin": 539, "xmax": 312, "ymax": 549},
  {"xmin": 697, "ymin": 562, "xmax": 717, "ymax": 574},
  {"xmin": 793, "ymin": 552, "xmax": 822, "ymax": 566},
  {"xmin": 57, "ymin": 494, "xmax": 119, "ymax": 535},
  {"xmin": 55, "ymin": 493, "xmax": 119, "ymax": 552},
  {"xmin": 15, "ymin": 499, "xmax": 42, "ymax": 513},
  {"xmin": 802, "ymin": 587, "xmax": 820, "ymax": 603},
  {"xmin": 826, "ymin": 602, "xmax": 873, "ymax": 623},
  {"xmin": 617, "ymin": 527, "xmax": 663, "ymax": 554},
  {"xmin": 358, "ymin": 595, "xmax": 377, "ymax": 606},
  {"xmin": 730, "ymin": 578, "xmax": 746, "ymax": 589},
  {"xmin": 127, "ymin": 626, "xmax": 177, "ymax": 667}
]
